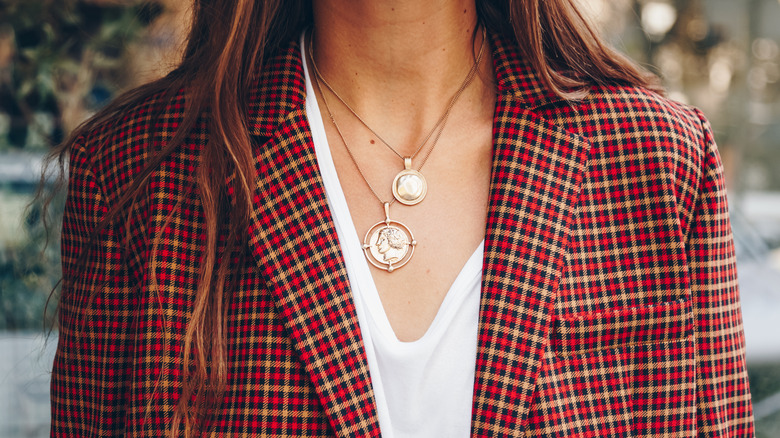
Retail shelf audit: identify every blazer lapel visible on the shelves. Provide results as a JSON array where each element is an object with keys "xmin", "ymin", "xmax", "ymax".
[
  {"xmin": 471, "ymin": 36, "xmax": 592, "ymax": 436},
  {"xmin": 244, "ymin": 43, "xmax": 381, "ymax": 437}
]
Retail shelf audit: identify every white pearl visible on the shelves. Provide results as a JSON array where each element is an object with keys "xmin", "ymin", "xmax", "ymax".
[{"xmin": 397, "ymin": 174, "xmax": 424, "ymax": 201}]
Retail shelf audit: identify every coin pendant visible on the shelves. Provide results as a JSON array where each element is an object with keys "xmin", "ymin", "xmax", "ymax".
[
  {"xmin": 362, "ymin": 220, "xmax": 416, "ymax": 272},
  {"xmin": 392, "ymin": 169, "xmax": 427, "ymax": 206}
]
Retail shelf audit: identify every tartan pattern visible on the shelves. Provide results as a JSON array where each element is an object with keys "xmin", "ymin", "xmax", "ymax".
[
  {"xmin": 530, "ymin": 83, "xmax": 753, "ymax": 436},
  {"xmin": 551, "ymin": 298, "xmax": 693, "ymax": 356},
  {"xmin": 52, "ymin": 33, "xmax": 753, "ymax": 436},
  {"xmin": 471, "ymin": 98, "xmax": 591, "ymax": 436}
]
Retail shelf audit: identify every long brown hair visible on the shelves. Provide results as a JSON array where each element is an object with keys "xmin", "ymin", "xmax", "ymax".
[{"xmin": 45, "ymin": 0, "xmax": 658, "ymax": 435}]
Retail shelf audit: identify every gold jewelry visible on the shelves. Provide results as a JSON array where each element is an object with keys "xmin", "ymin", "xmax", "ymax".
[
  {"xmin": 362, "ymin": 202, "xmax": 417, "ymax": 272},
  {"xmin": 309, "ymin": 28, "xmax": 486, "ymax": 272},
  {"xmin": 309, "ymin": 27, "xmax": 486, "ymax": 206}
]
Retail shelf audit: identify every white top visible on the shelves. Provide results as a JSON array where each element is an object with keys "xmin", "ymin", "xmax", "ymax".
[{"xmin": 301, "ymin": 35, "xmax": 483, "ymax": 438}]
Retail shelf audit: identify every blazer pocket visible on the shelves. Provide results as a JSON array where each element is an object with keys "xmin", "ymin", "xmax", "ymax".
[{"xmin": 551, "ymin": 298, "xmax": 693, "ymax": 357}]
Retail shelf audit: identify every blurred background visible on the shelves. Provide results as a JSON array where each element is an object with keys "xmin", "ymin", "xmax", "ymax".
[{"xmin": 0, "ymin": 0, "xmax": 778, "ymax": 436}]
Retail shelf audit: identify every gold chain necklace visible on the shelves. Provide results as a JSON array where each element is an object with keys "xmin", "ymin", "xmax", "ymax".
[
  {"xmin": 309, "ymin": 28, "xmax": 486, "ymax": 207},
  {"xmin": 309, "ymin": 29, "xmax": 486, "ymax": 272}
]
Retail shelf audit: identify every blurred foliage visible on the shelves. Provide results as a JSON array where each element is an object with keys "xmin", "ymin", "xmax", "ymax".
[
  {"xmin": 0, "ymin": 187, "xmax": 64, "ymax": 330},
  {"xmin": 0, "ymin": 0, "xmax": 162, "ymax": 150}
]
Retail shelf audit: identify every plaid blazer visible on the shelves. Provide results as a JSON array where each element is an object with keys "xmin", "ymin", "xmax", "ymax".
[{"xmin": 52, "ymin": 34, "xmax": 753, "ymax": 437}]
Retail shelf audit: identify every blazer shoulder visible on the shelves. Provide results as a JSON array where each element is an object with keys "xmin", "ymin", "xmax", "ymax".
[
  {"xmin": 597, "ymin": 84, "xmax": 703, "ymax": 128},
  {"xmin": 539, "ymin": 84, "xmax": 712, "ymax": 168},
  {"xmin": 536, "ymin": 85, "xmax": 718, "ymax": 234},
  {"xmin": 72, "ymin": 85, "xmax": 202, "ymax": 206}
]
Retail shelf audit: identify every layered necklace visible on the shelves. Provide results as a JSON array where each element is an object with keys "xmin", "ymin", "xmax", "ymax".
[{"xmin": 309, "ymin": 29, "xmax": 486, "ymax": 272}]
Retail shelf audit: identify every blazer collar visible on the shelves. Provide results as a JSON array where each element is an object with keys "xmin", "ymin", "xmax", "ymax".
[{"xmin": 244, "ymin": 34, "xmax": 590, "ymax": 437}]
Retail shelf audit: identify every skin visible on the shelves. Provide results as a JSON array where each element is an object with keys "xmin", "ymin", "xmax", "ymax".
[{"xmin": 311, "ymin": 0, "xmax": 496, "ymax": 342}]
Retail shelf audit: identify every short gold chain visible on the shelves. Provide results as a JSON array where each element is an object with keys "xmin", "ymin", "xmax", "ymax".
[{"xmin": 308, "ymin": 27, "xmax": 487, "ymax": 205}]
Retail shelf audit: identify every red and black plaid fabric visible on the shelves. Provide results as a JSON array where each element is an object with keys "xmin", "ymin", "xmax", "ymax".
[{"xmin": 51, "ymin": 34, "xmax": 753, "ymax": 437}]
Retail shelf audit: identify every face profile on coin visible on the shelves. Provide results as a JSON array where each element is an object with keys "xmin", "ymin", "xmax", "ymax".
[
  {"xmin": 363, "ymin": 221, "xmax": 416, "ymax": 272},
  {"xmin": 374, "ymin": 226, "xmax": 408, "ymax": 264}
]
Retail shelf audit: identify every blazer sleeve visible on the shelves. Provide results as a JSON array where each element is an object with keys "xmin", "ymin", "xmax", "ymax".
[
  {"xmin": 51, "ymin": 137, "xmax": 134, "ymax": 436},
  {"xmin": 688, "ymin": 111, "xmax": 754, "ymax": 436}
]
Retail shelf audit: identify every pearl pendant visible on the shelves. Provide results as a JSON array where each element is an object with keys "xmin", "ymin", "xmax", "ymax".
[{"xmin": 392, "ymin": 157, "xmax": 427, "ymax": 206}]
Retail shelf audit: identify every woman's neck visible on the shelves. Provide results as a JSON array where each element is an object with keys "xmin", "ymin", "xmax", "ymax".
[{"xmin": 310, "ymin": 0, "xmax": 491, "ymax": 153}]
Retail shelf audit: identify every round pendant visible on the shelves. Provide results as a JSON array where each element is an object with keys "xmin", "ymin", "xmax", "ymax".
[
  {"xmin": 362, "ymin": 220, "xmax": 417, "ymax": 272},
  {"xmin": 392, "ymin": 169, "xmax": 427, "ymax": 206}
]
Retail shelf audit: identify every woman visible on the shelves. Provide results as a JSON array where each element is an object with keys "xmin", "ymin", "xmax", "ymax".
[{"xmin": 50, "ymin": 0, "xmax": 754, "ymax": 436}]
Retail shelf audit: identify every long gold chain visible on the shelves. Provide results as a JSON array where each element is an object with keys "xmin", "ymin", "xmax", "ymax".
[{"xmin": 307, "ymin": 28, "xmax": 487, "ymax": 272}]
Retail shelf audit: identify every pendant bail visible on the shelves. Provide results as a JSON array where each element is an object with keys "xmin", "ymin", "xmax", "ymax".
[
  {"xmin": 403, "ymin": 157, "xmax": 412, "ymax": 170},
  {"xmin": 383, "ymin": 202, "xmax": 391, "ymax": 224}
]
